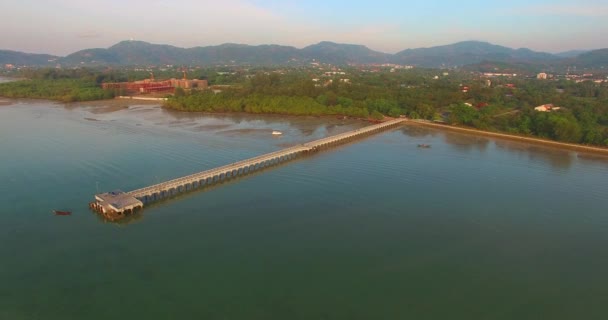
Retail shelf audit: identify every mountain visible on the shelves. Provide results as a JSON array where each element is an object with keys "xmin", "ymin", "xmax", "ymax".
[
  {"xmin": 0, "ymin": 50, "xmax": 58, "ymax": 66},
  {"xmin": 301, "ymin": 41, "xmax": 390, "ymax": 65},
  {"xmin": 568, "ymin": 49, "xmax": 608, "ymax": 68},
  {"xmin": 190, "ymin": 43, "xmax": 301, "ymax": 65},
  {"xmin": 60, "ymin": 40, "xmax": 389, "ymax": 66},
  {"xmin": 63, "ymin": 48, "xmax": 121, "ymax": 65},
  {"xmin": 2, "ymin": 40, "xmax": 607, "ymax": 69},
  {"xmin": 555, "ymin": 50, "xmax": 590, "ymax": 58},
  {"xmin": 60, "ymin": 40, "xmax": 302, "ymax": 66},
  {"xmin": 392, "ymin": 41, "xmax": 559, "ymax": 68}
]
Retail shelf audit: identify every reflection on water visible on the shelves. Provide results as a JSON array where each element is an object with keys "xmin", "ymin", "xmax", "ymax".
[
  {"xmin": 495, "ymin": 141, "xmax": 574, "ymax": 170},
  {"xmin": 400, "ymin": 124, "xmax": 580, "ymax": 170},
  {"xmin": 399, "ymin": 125, "xmax": 437, "ymax": 138},
  {"xmin": 577, "ymin": 153, "xmax": 608, "ymax": 166},
  {"xmin": 443, "ymin": 133, "xmax": 490, "ymax": 153}
]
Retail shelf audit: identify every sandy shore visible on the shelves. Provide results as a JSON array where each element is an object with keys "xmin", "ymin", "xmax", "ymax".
[{"xmin": 407, "ymin": 119, "xmax": 608, "ymax": 155}]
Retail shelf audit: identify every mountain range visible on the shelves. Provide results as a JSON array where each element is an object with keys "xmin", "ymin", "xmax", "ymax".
[{"xmin": 1, "ymin": 40, "xmax": 606, "ymax": 69}]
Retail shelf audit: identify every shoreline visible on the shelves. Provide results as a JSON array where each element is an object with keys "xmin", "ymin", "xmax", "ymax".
[
  {"xmin": 3, "ymin": 94, "xmax": 608, "ymax": 155},
  {"xmin": 407, "ymin": 119, "xmax": 608, "ymax": 156},
  {"xmin": 162, "ymin": 107, "xmax": 378, "ymax": 124}
]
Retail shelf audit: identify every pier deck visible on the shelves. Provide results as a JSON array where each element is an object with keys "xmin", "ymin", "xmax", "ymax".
[{"xmin": 90, "ymin": 118, "xmax": 405, "ymax": 219}]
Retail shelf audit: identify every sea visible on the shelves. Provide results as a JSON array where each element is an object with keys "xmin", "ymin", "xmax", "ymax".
[{"xmin": 1, "ymin": 94, "xmax": 608, "ymax": 319}]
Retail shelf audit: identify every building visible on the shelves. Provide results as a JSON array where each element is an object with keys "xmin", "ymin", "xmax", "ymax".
[
  {"xmin": 101, "ymin": 78, "xmax": 208, "ymax": 94},
  {"xmin": 537, "ymin": 73, "xmax": 548, "ymax": 80},
  {"xmin": 483, "ymin": 72, "xmax": 518, "ymax": 77},
  {"xmin": 535, "ymin": 104, "xmax": 561, "ymax": 112},
  {"xmin": 102, "ymin": 80, "xmax": 174, "ymax": 94},
  {"xmin": 169, "ymin": 78, "xmax": 208, "ymax": 90},
  {"xmin": 90, "ymin": 190, "xmax": 143, "ymax": 221}
]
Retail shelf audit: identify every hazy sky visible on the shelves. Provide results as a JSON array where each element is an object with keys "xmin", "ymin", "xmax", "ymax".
[{"xmin": 1, "ymin": 0, "xmax": 607, "ymax": 55}]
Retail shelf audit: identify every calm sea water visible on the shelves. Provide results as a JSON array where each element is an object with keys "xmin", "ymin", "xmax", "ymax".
[{"xmin": 1, "ymin": 98, "xmax": 608, "ymax": 319}]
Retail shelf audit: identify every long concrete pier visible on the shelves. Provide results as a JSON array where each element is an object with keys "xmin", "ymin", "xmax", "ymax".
[{"xmin": 90, "ymin": 118, "xmax": 405, "ymax": 220}]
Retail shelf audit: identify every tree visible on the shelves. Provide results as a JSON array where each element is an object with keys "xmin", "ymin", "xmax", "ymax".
[
  {"xmin": 174, "ymin": 87, "xmax": 186, "ymax": 97},
  {"xmin": 448, "ymin": 104, "xmax": 478, "ymax": 126},
  {"xmin": 370, "ymin": 110, "xmax": 384, "ymax": 120}
]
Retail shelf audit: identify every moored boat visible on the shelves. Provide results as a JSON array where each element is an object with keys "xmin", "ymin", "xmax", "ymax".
[
  {"xmin": 417, "ymin": 144, "xmax": 431, "ymax": 148},
  {"xmin": 272, "ymin": 130, "xmax": 283, "ymax": 135},
  {"xmin": 53, "ymin": 210, "xmax": 72, "ymax": 216}
]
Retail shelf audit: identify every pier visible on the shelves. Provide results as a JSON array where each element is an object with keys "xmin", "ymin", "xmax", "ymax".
[{"xmin": 90, "ymin": 118, "xmax": 405, "ymax": 220}]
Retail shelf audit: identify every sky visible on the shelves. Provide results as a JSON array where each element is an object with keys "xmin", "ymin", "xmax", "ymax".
[{"xmin": 1, "ymin": 0, "xmax": 607, "ymax": 56}]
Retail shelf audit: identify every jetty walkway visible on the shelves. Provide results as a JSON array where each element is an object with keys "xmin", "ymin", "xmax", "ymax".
[{"xmin": 90, "ymin": 118, "xmax": 405, "ymax": 220}]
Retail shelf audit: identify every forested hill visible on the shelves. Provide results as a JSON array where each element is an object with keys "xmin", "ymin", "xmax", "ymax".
[
  {"xmin": 392, "ymin": 41, "xmax": 559, "ymax": 68},
  {"xmin": 60, "ymin": 40, "xmax": 391, "ymax": 66},
  {"xmin": 2, "ymin": 40, "xmax": 608, "ymax": 69},
  {"xmin": 568, "ymin": 49, "xmax": 608, "ymax": 68},
  {"xmin": 0, "ymin": 50, "xmax": 59, "ymax": 66}
]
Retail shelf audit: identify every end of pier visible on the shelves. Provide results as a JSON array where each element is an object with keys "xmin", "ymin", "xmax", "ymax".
[{"xmin": 89, "ymin": 190, "xmax": 143, "ymax": 221}]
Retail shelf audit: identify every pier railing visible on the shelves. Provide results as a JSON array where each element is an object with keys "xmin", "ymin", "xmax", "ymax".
[{"xmin": 96, "ymin": 118, "xmax": 406, "ymax": 212}]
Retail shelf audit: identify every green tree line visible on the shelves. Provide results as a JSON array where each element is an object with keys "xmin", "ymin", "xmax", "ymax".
[{"xmin": 2, "ymin": 66, "xmax": 607, "ymax": 145}]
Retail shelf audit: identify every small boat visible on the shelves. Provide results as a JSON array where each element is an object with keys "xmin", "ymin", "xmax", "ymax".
[
  {"xmin": 272, "ymin": 130, "xmax": 283, "ymax": 135},
  {"xmin": 53, "ymin": 210, "xmax": 72, "ymax": 216},
  {"xmin": 417, "ymin": 144, "xmax": 431, "ymax": 148}
]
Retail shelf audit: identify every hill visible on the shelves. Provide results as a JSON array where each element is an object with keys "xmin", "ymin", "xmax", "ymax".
[
  {"xmin": 190, "ymin": 43, "xmax": 301, "ymax": 65},
  {"xmin": 62, "ymin": 48, "xmax": 121, "ymax": 65},
  {"xmin": 569, "ymin": 48, "xmax": 608, "ymax": 68},
  {"xmin": 0, "ymin": 50, "xmax": 58, "ymax": 66},
  {"xmin": 392, "ymin": 41, "xmax": 559, "ymax": 68},
  {"xmin": 555, "ymin": 50, "xmax": 590, "ymax": 58},
  {"xmin": 301, "ymin": 41, "xmax": 390, "ymax": 65},
  {"xmin": 2, "ymin": 40, "xmax": 608, "ymax": 69},
  {"xmin": 59, "ymin": 40, "xmax": 388, "ymax": 66},
  {"xmin": 60, "ymin": 41, "xmax": 303, "ymax": 66}
]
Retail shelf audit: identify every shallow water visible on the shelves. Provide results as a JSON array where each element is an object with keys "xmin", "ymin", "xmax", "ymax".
[{"xmin": 1, "ymin": 100, "xmax": 608, "ymax": 319}]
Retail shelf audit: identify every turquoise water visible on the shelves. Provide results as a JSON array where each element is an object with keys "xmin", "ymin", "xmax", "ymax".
[{"xmin": 1, "ymin": 99, "xmax": 608, "ymax": 319}]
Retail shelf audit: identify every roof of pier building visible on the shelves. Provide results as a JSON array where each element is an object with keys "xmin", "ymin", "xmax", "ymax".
[{"xmin": 95, "ymin": 190, "xmax": 143, "ymax": 211}]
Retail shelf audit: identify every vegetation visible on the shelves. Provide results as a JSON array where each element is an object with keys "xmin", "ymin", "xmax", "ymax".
[
  {"xmin": 0, "ymin": 68, "xmax": 113, "ymax": 102},
  {"xmin": 2, "ymin": 66, "xmax": 608, "ymax": 146},
  {"xmin": 446, "ymin": 78, "xmax": 608, "ymax": 145},
  {"xmin": 167, "ymin": 68, "xmax": 608, "ymax": 146}
]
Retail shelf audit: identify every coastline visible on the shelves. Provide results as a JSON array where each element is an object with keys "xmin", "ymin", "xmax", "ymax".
[
  {"xmin": 407, "ymin": 119, "xmax": 608, "ymax": 156},
  {"xmin": 3, "ymin": 94, "xmax": 608, "ymax": 155}
]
